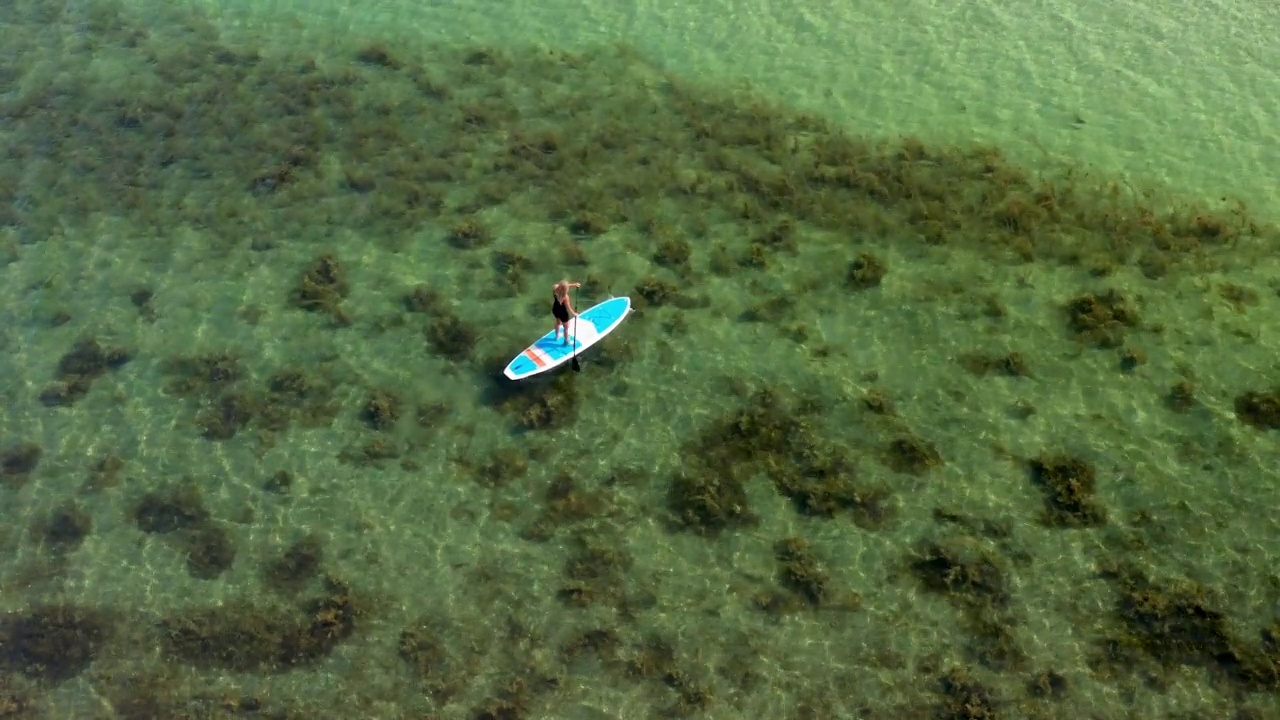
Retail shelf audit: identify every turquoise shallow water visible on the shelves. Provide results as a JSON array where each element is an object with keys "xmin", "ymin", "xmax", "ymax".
[
  {"xmin": 147, "ymin": 0, "xmax": 1280, "ymax": 224},
  {"xmin": 1, "ymin": 0, "xmax": 1279, "ymax": 718}
]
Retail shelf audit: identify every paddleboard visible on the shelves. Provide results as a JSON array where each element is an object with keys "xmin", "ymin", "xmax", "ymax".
[{"xmin": 503, "ymin": 296, "xmax": 631, "ymax": 380}]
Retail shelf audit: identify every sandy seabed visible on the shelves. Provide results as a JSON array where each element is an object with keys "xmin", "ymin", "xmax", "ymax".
[{"xmin": 1, "ymin": 0, "xmax": 1279, "ymax": 718}]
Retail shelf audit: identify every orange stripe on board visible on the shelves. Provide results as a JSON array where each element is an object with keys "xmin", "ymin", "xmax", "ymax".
[{"xmin": 523, "ymin": 348, "xmax": 546, "ymax": 368}]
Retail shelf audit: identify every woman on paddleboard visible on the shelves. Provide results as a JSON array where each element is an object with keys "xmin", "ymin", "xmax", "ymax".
[{"xmin": 552, "ymin": 279, "xmax": 581, "ymax": 343}]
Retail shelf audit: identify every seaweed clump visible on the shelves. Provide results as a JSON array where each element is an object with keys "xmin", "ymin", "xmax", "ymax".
[
  {"xmin": 936, "ymin": 668, "xmax": 1003, "ymax": 720},
  {"xmin": 491, "ymin": 371, "xmax": 581, "ymax": 431},
  {"xmin": 652, "ymin": 237, "xmax": 692, "ymax": 269},
  {"xmin": 38, "ymin": 338, "xmax": 132, "ymax": 407},
  {"xmin": 130, "ymin": 287, "xmax": 157, "ymax": 322},
  {"xmin": 262, "ymin": 535, "xmax": 325, "ymax": 595},
  {"xmin": 425, "ymin": 312, "xmax": 479, "ymax": 362},
  {"xmin": 1064, "ymin": 290, "xmax": 1139, "ymax": 347},
  {"xmin": 669, "ymin": 389, "xmax": 896, "ymax": 534},
  {"xmin": 0, "ymin": 679, "xmax": 34, "ymax": 718},
  {"xmin": 862, "ymin": 388, "xmax": 896, "ymax": 415},
  {"xmin": 398, "ymin": 616, "xmax": 563, "ymax": 717},
  {"xmin": 773, "ymin": 537, "xmax": 828, "ymax": 608},
  {"xmin": 398, "ymin": 615, "xmax": 516, "ymax": 706},
  {"xmin": 0, "ymin": 605, "xmax": 111, "ymax": 682},
  {"xmin": 1027, "ymin": 669, "xmax": 1069, "ymax": 699},
  {"xmin": 1118, "ymin": 345, "xmax": 1146, "ymax": 372},
  {"xmin": 33, "ymin": 503, "xmax": 93, "ymax": 554},
  {"xmin": 291, "ymin": 253, "xmax": 351, "ymax": 325},
  {"xmin": 491, "ymin": 249, "xmax": 533, "ymax": 296},
  {"xmin": 462, "ymin": 446, "xmax": 531, "ymax": 488},
  {"xmin": 1, "ymin": 441, "xmax": 42, "ymax": 487},
  {"xmin": 1028, "ymin": 454, "xmax": 1107, "ymax": 527},
  {"xmin": 196, "ymin": 392, "xmax": 257, "ymax": 441},
  {"xmin": 884, "ymin": 435, "xmax": 943, "ymax": 475},
  {"xmin": 558, "ymin": 535, "xmax": 634, "ymax": 611},
  {"xmin": 911, "ymin": 538, "xmax": 1010, "ymax": 609},
  {"xmin": 1165, "ymin": 379, "xmax": 1197, "ymax": 413},
  {"xmin": 183, "ymin": 525, "xmax": 238, "ymax": 580},
  {"xmin": 446, "ymin": 216, "xmax": 491, "ymax": 249},
  {"xmin": 669, "ymin": 466, "xmax": 758, "ymax": 535},
  {"xmin": 567, "ymin": 211, "xmax": 610, "ymax": 237},
  {"xmin": 1233, "ymin": 389, "xmax": 1280, "ymax": 430},
  {"xmin": 959, "ymin": 351, "xmax": 1032, "ymax": 378},
  {"xmin": 361, "ymin": 389, "xmax": 401, "ymax": 430},
  {"xmin": 620, "ymin": 635, "xmax": 714, "ymax": 716},
  {"xmin": 132, "ymin": 480, "xmax": 211, "ymax": 533},
  {"xmin": 1096, "ymin": 564, "xmax": 1280, "ymax": 692},
  {"xmin": 354, "ymin": 43, "xmax": 402, "ymax": 69},
  {"xmin": 404, "ymin": 284, "xmax": 444, "ymax": 314},
  {"xmin": 846, "ymin": 253, "xmax": 886, "ymax": 290},
  {"xmin": 160, "ymin": 578, "xmax": 357, "ymax": 672},
  {"xmin": 83, "ymin": 454, "xmax": 126, "ymax": 493},
  {"xmin": 635, "ymin": 276, "xmax": 679, "ymax": 308},
  {"xmin": 911, "ymin": 536, "xmax": 1025, "ymax": 671},
  {"xmin": 522, "ymin": 472, "xmax": 615, "ymax": 542},
  {"xmin": 160, "ymin": 357, "xmax": 338, "ymax": 441},
  {"xmin": 130, "ymin": 479, "xmax": 237, "ymax": 579},
  {"xmin": 161, "ymin": 353, "xmax": 243, "ymax": 397},
  {"xmin": 751, "ymin": 218, "xmax": 799, "ymax": 259}
]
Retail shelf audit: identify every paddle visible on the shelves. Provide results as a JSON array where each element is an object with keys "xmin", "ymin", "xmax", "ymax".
[{"xmin": 570, "ymin": 287, "xmax": 581, "ymax": 372}]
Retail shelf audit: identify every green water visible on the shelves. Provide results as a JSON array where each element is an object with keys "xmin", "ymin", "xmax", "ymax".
[{"xmin": 1, "ymin": 0, "xmax": 1278, "ymax": 718}]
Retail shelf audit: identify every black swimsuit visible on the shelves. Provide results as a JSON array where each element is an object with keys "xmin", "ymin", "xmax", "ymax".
[{"xmin": 552, "ymin": 295, "xmax": 570, "ymax": 322}]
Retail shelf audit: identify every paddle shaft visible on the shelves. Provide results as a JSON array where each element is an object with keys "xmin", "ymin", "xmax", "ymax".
[{"xmin": 570, "ymin": 288, "xmax": 581, "ymax": 371}]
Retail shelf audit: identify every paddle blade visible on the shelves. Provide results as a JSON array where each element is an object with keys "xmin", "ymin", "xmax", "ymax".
[{"xmin": 570, "ymin": 313, "xmax": 580, "ymax": 371}]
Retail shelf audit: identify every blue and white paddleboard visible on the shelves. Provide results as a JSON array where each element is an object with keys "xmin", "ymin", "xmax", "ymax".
[{"xmin": 503, "ymin": 296, "xmax": 632, "ymax": 380}]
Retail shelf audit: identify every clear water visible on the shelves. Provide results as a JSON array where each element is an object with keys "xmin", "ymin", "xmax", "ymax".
[{"xmin": 1, "ymin": 0, "xmax": 1278, "ymax": 717}]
